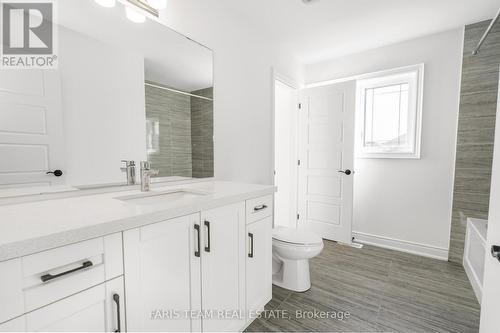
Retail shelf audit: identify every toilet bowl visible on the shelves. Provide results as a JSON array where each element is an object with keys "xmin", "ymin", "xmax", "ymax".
[{"xmin": 272, "ymin": 227, "xmax": 324, "ymax": 292}]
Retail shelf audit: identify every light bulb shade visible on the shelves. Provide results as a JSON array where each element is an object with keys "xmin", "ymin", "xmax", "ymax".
[
  {"xmin": 94, "ymin": 0, "xmax": 116, "ymax": 8},
  {"xmin": 125, "ymin": 6, "xmax": 146, "ymax": 23},
  {"xmin": 147, "ymin": 0, "xmax": 167, "ymax": 10}
]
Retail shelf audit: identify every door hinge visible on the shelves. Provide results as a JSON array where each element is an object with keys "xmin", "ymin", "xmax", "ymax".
[
  {"xmin": 298, "ymin": 103, "xmax": 302, "ymax": 109},
  {"xmin": 297, "ymin": 159, "xmax": 301, "ymax": 166},
  {"xmin": 297, "ymin": 214, "xmax": 300, "ymax": 220}
]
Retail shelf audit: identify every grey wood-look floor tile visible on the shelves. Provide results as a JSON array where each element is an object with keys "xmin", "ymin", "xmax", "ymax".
[
  {"xmin": 246, "ymin": 241, "xmax": 480, "ymax": 333},
  {"xmin": 265, "ymin": 286, "xmax": 292, "ymax": 311}
]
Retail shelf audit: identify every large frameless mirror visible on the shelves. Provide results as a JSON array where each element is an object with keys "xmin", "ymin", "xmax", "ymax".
[{"xmin": 0, "ymin": 0, "xmax": 213, "ymax": 197}]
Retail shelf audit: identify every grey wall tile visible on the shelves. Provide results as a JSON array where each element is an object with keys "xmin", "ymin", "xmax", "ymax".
[
  {"xmin": 145, "ymin": 84, "xmax": 193, "ymax": 177},
  {"xmin": 449, "ymin": 20, "xmax": 500, "ymax": 263},
  {"xmin": 191, "ymin": 87, "xmax": 214, "ymax": 178},
  {"xmin": 460, "ymin": 91, "xmax": 499, "ymax": 118}
]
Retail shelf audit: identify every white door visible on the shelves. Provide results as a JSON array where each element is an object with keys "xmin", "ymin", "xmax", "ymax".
[
  {"xmin": 123, "ymin": 214, "xmax": 202, "ymax": 332},
  {"xmin": 0, "ymin": 69, "xmax": 65, "ymax": 188},
  {"xmin": 274, "ymin": 79, "xmax": 298, "ymax": 228},
  {"xmin": 246, "ymin": 216, "xmax": 272, "ymax": 315},
  {"xmin": 4, "ymin": 278, "xmax": 124, "ymax": 332},
  {"xmin": 479, "ymin": 72, "xmax": 500, "ymax": 333},
  {"xmin": 298, "ymin": 81, "xmax": 356, "ymax": 243},
  {"xmin": 201, "ymin": 203, "xmax": 246, "ymax": 332}
]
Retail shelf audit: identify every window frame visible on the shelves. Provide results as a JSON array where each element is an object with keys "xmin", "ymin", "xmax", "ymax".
[{"xmin": 355, "ymin": 64, "xmax": 424, "ymax": 159}]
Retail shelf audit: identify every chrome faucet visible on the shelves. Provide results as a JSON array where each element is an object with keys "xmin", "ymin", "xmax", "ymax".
[
  {"xmin": 140, "ymin": 161, "xmax": 159, "ymax": 192},
  {"xmin": 121, "ymin": 160, "xmax": 136, "ymax": 185}
]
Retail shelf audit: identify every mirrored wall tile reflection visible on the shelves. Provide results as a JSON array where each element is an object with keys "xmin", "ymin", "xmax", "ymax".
[{"xmin": 145, "ymin": 83, "xmax": 213, "ymax": 179}]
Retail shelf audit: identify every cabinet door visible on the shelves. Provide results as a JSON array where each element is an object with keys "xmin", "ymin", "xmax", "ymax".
[
  {"xmin": 105, "ymin": 277, "xmax": 126, "ymax": 333},
  {"xmin": 246, "ymin": 217, "xmax": 272, "ymax": 316},
  {"xmin": 201, "ymin": 203, "xmax": 246, "ymax": 332},
  {"xmin": 123, "ymin": 214, "xmax": 202, "ymax": 332},
  {"xmin": 0, "ymin": 278, "xmax": 124, "ymax": 332}
]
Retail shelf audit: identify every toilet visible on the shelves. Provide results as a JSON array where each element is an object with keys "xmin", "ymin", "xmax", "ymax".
[{"xmin": 272, "ymin": 227, "xmax": 324, "ymax": 292}]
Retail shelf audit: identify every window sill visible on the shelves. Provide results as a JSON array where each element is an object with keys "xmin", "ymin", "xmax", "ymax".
[{"xmin": 355, "ymin": 152, "xmax": 421, "ymax": 159}]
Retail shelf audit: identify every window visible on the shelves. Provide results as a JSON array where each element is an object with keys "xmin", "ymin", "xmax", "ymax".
[{"xmin": 356, "ymin": 65, "xmax": 423, "ymax": 158}]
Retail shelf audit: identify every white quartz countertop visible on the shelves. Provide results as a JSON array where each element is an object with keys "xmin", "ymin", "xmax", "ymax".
[{"xmin": 0, "ymin": 181, "xmax": 275, "ymax": 262}]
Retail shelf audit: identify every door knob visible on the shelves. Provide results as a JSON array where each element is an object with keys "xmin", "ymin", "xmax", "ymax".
[
  {"xmin": 491, "ymin": 245, "xmax": 500, "ymax": 262},
  {"xmin": 338, "ymin": 169, "xmax": 353, "ymax": 175},
  {"xmin": 46, "ymin": 170, "xmax": 63, "ymax": 177}
]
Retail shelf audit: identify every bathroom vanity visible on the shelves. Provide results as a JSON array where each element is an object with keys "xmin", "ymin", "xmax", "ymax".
[
  {"xmin": 0, "ymin": 1, "xmax": 272, "ymax": 331},
  {"xmin": 0, "ymin": 181, "xmax": 274, "ymax": 332}
]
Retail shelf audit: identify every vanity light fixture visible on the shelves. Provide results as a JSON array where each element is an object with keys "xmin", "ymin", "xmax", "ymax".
[
  {"xmin": 147, "ymin": 0, "xmax": 167, "ymax": 10},
  {"xmin": 94, "ymin": 0, "xmax": 116, "ymax": 8},
  {"xmin": 95, "ymin": 0, "xmax": 158, "ymax": 23},
  {"xmin": 125, "ymin": 5, "xmax": 146, "ymax": 23}
]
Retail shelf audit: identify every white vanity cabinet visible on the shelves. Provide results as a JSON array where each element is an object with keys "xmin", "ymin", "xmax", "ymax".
[
  {"xmin": 0, "ymin": 233, "xmax": 125, "ymax": 332},
  {"xmin": 123, "ymin": 213, "xmax": 202, "ymax": 332},
  {"xmin": 245, "ymin": 196, "xmax": 273, "ymax": 318},
  {"xmin": 245, "ymin": 216, "xmax": 272, "ymax": 316},
  {"xmin": 0, "ymin": 277, "xmax": 125, "ymax": 332},
  {"xmin": 0, "ymin": 190, "xmax": 275, "ymax": 333},
  {"xmin": 123, "ymin": 203, "xmax": 247, "ymax": 332},
  {"xmin": 200, "ymin": 202, "xmax": 246, "ymax": 332}
]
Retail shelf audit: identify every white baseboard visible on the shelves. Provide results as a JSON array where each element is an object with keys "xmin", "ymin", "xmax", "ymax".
[{"xmin": 352, "ymin": 231, "xmax": 449, "ymax": 261}]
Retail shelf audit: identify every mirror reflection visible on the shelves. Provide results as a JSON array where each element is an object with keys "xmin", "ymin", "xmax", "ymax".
[{"xmin": 0, "ymin": 0, "xmax": 213, "ymax": 196}]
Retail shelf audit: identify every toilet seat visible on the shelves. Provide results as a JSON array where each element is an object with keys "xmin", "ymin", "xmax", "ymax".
[{"xmin": 272, "ymin": 227, "xmax": 323, "ymax": 246}]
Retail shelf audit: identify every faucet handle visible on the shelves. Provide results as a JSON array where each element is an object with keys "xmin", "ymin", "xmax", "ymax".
[
  {"xmin": 121, "ymin": 160, "xmax": 135, "ymax": 167},
  {"xmin": 140, "ymin": 161, "xmax": 151, "ymax": 169}
]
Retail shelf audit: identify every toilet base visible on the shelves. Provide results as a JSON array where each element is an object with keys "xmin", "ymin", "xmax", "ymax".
[{"xmin": 272, "ymin": 257, "xmax": 311, "ymax": 292}]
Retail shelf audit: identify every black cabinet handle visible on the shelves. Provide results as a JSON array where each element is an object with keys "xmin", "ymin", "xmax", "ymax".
[
  {"xmin": 46, "ymin": 169, "xmax": 63, "ymax": 177},
  {"xmin": 194, "ymin": 224, "xmax": 201, "ymax": 257},
  {"xmin": 113, "ymin": 293, "xmax": 121, "ymax": 332},
  {"xmin": 248, "ymin": 233, "xmax": 254, "ymax": 258},
  {"xmin": 254, "ymin": 204, "xmax": 267, "ymax": 212},
  {"xmin": 204, "ymin": 220, "xmax": 211, "ymax": 252},
  {"xmin": 40, "ymin": 260, "xmax": 93, "ymax": 282},
  {"xmin": 491, "ymin": 245, "xmax": 500, "ymax": 263}
]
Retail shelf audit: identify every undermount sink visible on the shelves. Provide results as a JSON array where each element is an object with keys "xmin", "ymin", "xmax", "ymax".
[{"xmin": 115, "ymin": 188, "xmax": 209, "ymax": 205}]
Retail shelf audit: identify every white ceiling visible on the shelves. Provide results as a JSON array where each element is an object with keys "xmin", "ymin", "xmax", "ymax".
[{"xmin": 217, "ymin": 0, "xmax": 500, "ymax": 64}]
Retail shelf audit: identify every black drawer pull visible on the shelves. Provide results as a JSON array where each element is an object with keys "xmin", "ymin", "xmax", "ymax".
[
  {"xmin": 113, "ymin": 293, "xmax": 121, "ymax": 332},
  {"xmin": 254, "ymin": 204, "xmax": 268, "ymax": 212},
  {"xmin": 194, "ymin": 224, "xmax": 201, "ymax": 257},
  {"xmin": 248, "ymin": 233, "xmax": 254, "ymax": 258},
  {"xmin": 40, "ymin": 260, "xmax": 93, "ymax": 282},
  {"xmin": 204, "ymin": 220, "xmax": 211, "ymax": 252}
]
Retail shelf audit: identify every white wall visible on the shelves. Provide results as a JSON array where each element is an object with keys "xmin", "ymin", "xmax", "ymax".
[
  {"xmin": 305, "ymin": 29, "xmax": 463, "ymax": 258},
  {"xmin": 57, "ymin": 0, "xmax": 301, "ymax": 187},
  {"xmin": 59, "ymin": 27, "xmax": 147, "ymax": 185},
  {"xmin": 161, "ymin": 1, "xmax": 302, "ymax": 185}
]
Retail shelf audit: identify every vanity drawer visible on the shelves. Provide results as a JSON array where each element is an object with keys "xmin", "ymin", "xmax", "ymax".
[
  {"xmin": 20, "ymin": 233, "xmax": 123, "ymax": 314},
  {"xmin": 246, "ymin": 195, "xmax": 273, "ymax": 224}
]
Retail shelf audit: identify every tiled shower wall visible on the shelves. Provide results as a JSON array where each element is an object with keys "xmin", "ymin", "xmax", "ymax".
[
  {"xmin": 191, "ymin": 88, "xmax": 214, "ymax": 178},
  {"xmin": 449, "ymin": 20, "xmax": 500, "ymax": 263},
  {"xmin": 145, "ymin": 85, "xmax": 214, "ymax": 178},
  {"xmin": 145, "ymin": 85, "xmax": 193, "ymax": 177}
]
